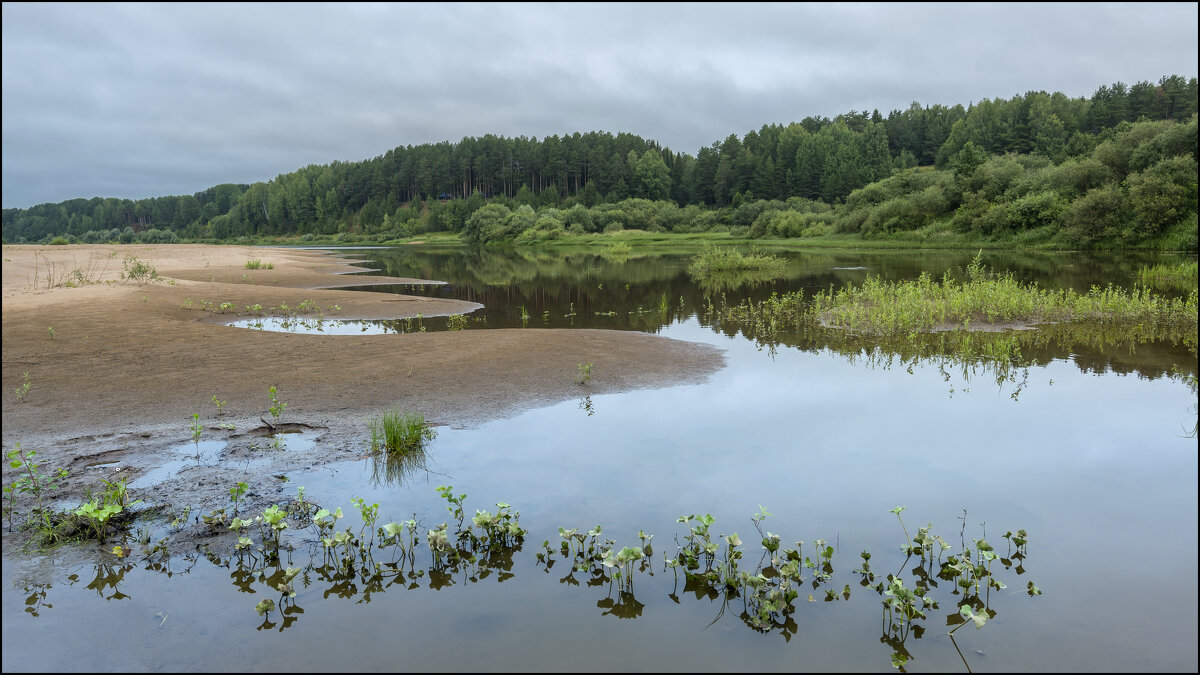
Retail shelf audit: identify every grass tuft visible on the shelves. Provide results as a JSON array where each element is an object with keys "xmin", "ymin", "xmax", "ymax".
[{"xmin": 369, "ymin": 410, "xmax": 436, "ymax": 455}]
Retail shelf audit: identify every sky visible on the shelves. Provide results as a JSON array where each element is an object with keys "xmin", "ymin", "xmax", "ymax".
[{"xmin": 2, "ymin": 2, "xmax": 1197, "ymax": 209}]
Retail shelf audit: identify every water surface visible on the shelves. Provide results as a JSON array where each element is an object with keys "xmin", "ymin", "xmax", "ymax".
[{"xmin": 4, "ymin": 246, "xmax": 1196, "ymax": 672}]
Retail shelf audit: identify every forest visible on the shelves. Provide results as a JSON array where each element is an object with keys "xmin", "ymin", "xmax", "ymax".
[{"xmin": 3, "ymin": 74, "xmax": 1196, "ymax": 250}]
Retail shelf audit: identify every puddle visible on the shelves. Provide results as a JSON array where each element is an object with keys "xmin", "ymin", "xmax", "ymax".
[
  {"xmin": 225, "ymin": 316, "xmax": 464, "ymax": 335},
  {"xmin": 127, "ymin": 440, "xmax": 228, "ymax": 490},
  {"xmin": 81, "ymin": 460, "xmax": 121, "ymax": 470},
  {"xmin": 271, "ymin": 429, "xmax": 319, "ymax": 453}
]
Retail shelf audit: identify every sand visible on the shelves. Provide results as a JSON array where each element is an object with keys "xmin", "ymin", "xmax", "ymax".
[{"xmin": 1, "ymin": 244, "xmax": 723, "ymax": 549}]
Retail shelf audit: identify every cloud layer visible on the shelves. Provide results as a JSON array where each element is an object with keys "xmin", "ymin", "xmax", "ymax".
[{"xmin": 3, "ymin": 2, "xmax": 1196, "ymax": 208}]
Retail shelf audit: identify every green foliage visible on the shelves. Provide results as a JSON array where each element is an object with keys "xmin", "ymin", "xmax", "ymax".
[
  {"xmin": 119, "ymin": 255, "xmax": 161, "ymax": 285},
  {"xmin": 12, "ymin": 371, "xmax": 31, "ymax": 401},
  {"xmin": 267, "ymin": 386, "xmax": 287, "ymax": 421},
  {"xmin": 5, "ymin": 443, "xmax": 68, "ymax": 531},
  {"xmin": 806, "ymin": 253, "xmax": 1197, "ymax": 334},
  {"xmin": 576, "ymin": 362, "xmax": 593, "ymax": 386},
  {"xmin": 190, "ymin": 413, "xmax": 202, "ymax": 444},
  {"xmin": 229, "ymin": 481, "xmax": 248, "ymax": 515},
  {"xmin": 245, "ymin": 259, "xmax": 274, "ymax": 269},
  {"xmin": 369, "ymin": 410, "xmax": 436, "ymax": 455},
  {"xmin": 687, "ymin": 245, "xmax": 786, "ymax": 278},
  {"xmin": 1135, "ymin": 261, "xmax": 1199, "ymax": 291},
  {"xmin": 3, "ymin": 76, "xmax": 1194, "ymax": 252},
  {"xmin": 72, "ymin": 477, "xmax": 140, "ymax": 544}
]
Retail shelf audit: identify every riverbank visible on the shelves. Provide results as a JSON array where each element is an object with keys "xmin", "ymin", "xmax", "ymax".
[{"xmin": 1, "ymin": 244, "xmax": 723, "ymax": 550}]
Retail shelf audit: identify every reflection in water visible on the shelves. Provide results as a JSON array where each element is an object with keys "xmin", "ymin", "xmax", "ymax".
[
  {"xmin": 706, "ymin": 295, "xmax": 1197, "ymax": 399},
  {"xmin": 368, "ymin": 444, "xmax": 432, "ymax": 487},
  {"xmin": 329, "ymin": 246, "xmax": 1197, "ymax": 385},
  {"xmin": 12, "ymin": 494, "xmax": 1036, "ymax": 671}
]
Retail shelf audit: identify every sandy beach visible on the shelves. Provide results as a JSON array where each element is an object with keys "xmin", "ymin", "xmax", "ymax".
[{"xmin": 1, "ymin": 244, "xmax": 723, "ymax": 546}]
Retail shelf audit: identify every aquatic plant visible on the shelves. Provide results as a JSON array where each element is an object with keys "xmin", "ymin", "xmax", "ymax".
[
  {"xmin": 73, "ymin": 478, "xmax": 140, "ymax": 545},
  {"xmin": 714, "ymin": 253, "xmax": 1198, "ymax": 339},
  {"xmin": 687, "ymin": 245, "xmax": 786, "ymax": 279},
  {"xmin": 1135, "ymin": 261, "xmax": 1198, "ymax": 291},
  {"xmin": 447, "ymin": 314, "xmax": 468, "ymax": 330}
]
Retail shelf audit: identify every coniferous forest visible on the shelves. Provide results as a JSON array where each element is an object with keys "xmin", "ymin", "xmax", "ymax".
[{"xmin": 4, "ymin": 75, "xmax": 1196, "ymax": 250}]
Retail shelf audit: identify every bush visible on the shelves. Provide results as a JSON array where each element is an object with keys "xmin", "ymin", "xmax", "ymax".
[
  {"xmin": 1125, "ymin": 155, "xmax": 1198, "ymax": 238},
  {"xmin": 1062, "ymin": 183, "xmax": 1130, "ymax": 247}
]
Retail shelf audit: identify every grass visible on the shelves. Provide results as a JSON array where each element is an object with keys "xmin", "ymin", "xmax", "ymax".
[
  {"xmin": 687, "ymin": 245, "xmax": 787, "ymax": 278},
  {"xmin": 714, "ymin": 253, "xmax": 1198, "ymax": 339},
  {"xmin": 1135, "ymin": 261, "xmax": 1198, "ymax": 292},
  {"xmin": 245, "ymin": 259, "xmax": 274, "ymax": 270},
  {"xmin": 369, "ymin": 410, "xmax": 436, "ymax": 455}
]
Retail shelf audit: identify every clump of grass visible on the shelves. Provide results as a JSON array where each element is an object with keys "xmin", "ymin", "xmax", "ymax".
[
  {"xmin": 245, "ymin": 259, "xmax": 274, "ymax": 270},
  {"xmin": 369, "ymin": 410, "xmax": 436, "ymax": 455},
  {"xmin": 687, "ymin": 245, "xmax": 786, "ymax": 279},
  {"xmin": 1135, "ymin": 261, "xmax": 1198, "ymax": 292}
]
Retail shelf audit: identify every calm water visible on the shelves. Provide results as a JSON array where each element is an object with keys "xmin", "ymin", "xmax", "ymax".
[{"xmin": 4, "ymin": 246, "xmax": 1197, "ymax": 672}]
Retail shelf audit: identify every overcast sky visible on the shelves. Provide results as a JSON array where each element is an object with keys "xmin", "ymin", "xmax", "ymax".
[{"xmin": 3, "ymin": 2, "xmax": 1196, "ymax": 209}]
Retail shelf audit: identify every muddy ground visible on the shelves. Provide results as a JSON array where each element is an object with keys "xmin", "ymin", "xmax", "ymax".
[{"xmin": 1, "ymin": 244, "xmax": 723, "ymax": 556}]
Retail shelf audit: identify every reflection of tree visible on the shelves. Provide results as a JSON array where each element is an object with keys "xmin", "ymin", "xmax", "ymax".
[
  {"xmin": 85, "ymin": 563, "xmax": 133, "ymax": 601},
  {"xmin": 22, "ymin": 583, "xmax": 53, "ymax": 617}
]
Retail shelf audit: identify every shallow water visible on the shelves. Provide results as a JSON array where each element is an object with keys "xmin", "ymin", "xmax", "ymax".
[{"xmin": 3, "ymin": 246, "xmax": 1196, "ymax": 672}]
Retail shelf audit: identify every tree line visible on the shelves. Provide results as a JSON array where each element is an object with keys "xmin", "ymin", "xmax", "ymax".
[{"xmin": 3, "ymin": 74, "xmax": 1196, "ymax": 246}]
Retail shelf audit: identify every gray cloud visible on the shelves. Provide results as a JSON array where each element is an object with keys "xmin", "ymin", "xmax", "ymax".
[{"xmin": 3, "ymin": 2, "xmax": 1196, "ymax": 208}]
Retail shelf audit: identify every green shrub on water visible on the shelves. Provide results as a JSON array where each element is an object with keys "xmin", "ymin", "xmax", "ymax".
[
  {"xmin": 716, "ymin": 252, "xmax": 1198, "ymax": 337},
  {"xmin": 1135, "ymin": 261, "xmax": 1198, "ymax": 292},
  {"xmin": 687, "ymin": 245, "xmax": 786, "ymax": 279},
  {"xmin": 369, "ymin": 410, "xmax": 436, "ymax": 455}
]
